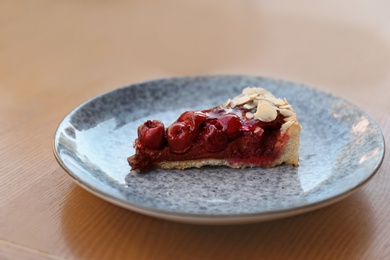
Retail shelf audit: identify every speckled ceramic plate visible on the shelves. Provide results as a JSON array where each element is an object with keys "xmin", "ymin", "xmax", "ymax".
[{"xmin": 53, "ymin": 75, "xmax": 384, "ymax": 224}]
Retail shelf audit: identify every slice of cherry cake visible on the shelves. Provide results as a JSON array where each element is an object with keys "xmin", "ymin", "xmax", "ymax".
[{"xmin": 128, "ymin": 87, "xmax": 301, "ymax": 172}]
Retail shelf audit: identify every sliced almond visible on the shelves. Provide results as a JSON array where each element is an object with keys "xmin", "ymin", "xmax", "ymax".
[
  {"xmin": 243, "ymin": 103, "xmax": 256, "ymax": 110},
  {"xmin": 263, "ymin": 92, "xmax": 276, "ymax": 100},
  {"xmin": 246, "ymin": 112, "xmax": 254, "ymax": 119},
  {"xmin": 284, "ymin": 115, "xmax": 297, "ymax": 122},
  {"xmin": 274, "ymin": 98, "xmax": 286, "ymax": 106},
  {"xmin": 231, "ymin": 95, "xmax": 251, "ymax": 107},
  {"xmin": 278, "ymin": 104, "xmax": 292, "ymax": 109},
  {"xmin": 224, "ymin": 99, "xmax": 231, "ymax": 108},
  {"xmin": 255, "ymin": 98, "xmax": 272, "ymax": 104},
  {"xmin": 254, "ymin": 102, "xmax": 277, "ymax": 122},
  {"xmin": 248, "ymin": 93, "xmax": 259, "ymax": 99},
  {"xmin": 280, "ymin": 121, "xmax": 294, "ymax": 135},
  {"xmin": 279, "ymin": 109, "xmax": 296, "ymax": 117},
  {"xmin": 243, "ymin": 87, "xmax": 269, "ymax": 96}
]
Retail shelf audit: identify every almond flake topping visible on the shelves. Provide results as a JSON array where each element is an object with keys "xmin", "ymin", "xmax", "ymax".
[
  {"xmin": 284, "ymin": 115, "xmax": 297, "ymax": 122},
  {"xmin": 245, "ymin": 112, "xmax": 254, "ymax": 119},
  {"xmin": 230, "ymin": 95, "xmax": 251, "ymax": 108},
  {"xmin": 274, "ymin": 98, "xmax": 286, "ymax": 106},
  {"xmin": 243, "ymin": 103, "xmax": 256, "ymax": 110},
  {"xmin": 281, "ymin": 121, "xmax": 294, "ymax": 135},
  {"xmin": 279, "ymin": 109, "xmax": 296, "ymax": 117},
  {"xmin": 228, "ymin": 87, "xmax": 298, "ymax": 134},
  {"xmin": 279, "ymin": 104, "xmax": 292, "ymax": 109},
  {"xmin": 242, "ymin": 87, "xmax": 269, "ymax": 96},
  {"xmin": 223, "ymin": 99, "xmax": 231, "ymax": 108},
  {"xmin": 254, "ymin": 103, "xmax": 277, "ymax": 122}
]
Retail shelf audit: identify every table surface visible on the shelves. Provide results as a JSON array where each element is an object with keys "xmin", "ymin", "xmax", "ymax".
[{"xmin": 1, "ymin": 1, "xmax": 389, "ymax": 259}]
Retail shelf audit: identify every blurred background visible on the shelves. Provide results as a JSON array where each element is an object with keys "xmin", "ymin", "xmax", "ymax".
[{"xmin": 2, "ymin": 0, "xmax": 390, "ymax": 112}]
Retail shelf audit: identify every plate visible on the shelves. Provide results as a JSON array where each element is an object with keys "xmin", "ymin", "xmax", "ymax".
[{"xmin": 53, "ymin": 75, "xmax": 385, "ymax": 224}]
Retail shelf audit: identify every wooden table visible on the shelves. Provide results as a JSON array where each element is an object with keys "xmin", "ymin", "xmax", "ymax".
[{"xmin": 1, "ymin": 1, "xmax": 389, "ymax": 259}]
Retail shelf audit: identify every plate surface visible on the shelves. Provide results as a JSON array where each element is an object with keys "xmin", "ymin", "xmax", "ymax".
[{"xmin": 53, "ymin": 75, "xmax": 385, "ymax": 224}]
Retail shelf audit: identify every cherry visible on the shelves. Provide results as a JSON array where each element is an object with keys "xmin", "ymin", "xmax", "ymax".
[
  {"xmin": 238, "ymin": 124, "xmax": 265, "ymax": 155},
  {"xmin": 238, "ymin": 131, "xmax": 264, "ymax": 155},
  {"xmin": 166, "ymin": 122, "xmax": 194, "ymax": 154},
  {"xmin": 137, "ymin": 120, "xmax": 166, "ymax": 149},
  {"xmin": 202, "ymin": 124, "xmax": 228, "ymax": 152},
  {"xmin": 217, "ymin": 114, "xmax": 242, "ymax": 138},
  {"xmin": 177, "ymin": 111, "xmax": 207, "ymax": 133}
]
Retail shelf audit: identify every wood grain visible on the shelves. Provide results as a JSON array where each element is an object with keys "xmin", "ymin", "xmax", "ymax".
[{"xmin": 1, "ymin": 0, "xmax": 389, "ymax": 259}]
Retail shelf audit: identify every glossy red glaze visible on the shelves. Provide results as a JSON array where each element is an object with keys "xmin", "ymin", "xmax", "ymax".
[
  {"xmin": 217, "ymin": 114, "xmax": 242, "ymax": 140},
  {"xmin": 202, "ymin": 124, "xmax": 229, "ymax": 152},
  {"xmin": 177, "ymin": 111, "xmax": 207, "ymax": 132},
  {"xmin": 166, "ymin": 122, "xmax": 194, "ymax": 154},
  {"xmin": 137, "ymin": 120, "xmax": 166, "ymax": 149},
  {"xmin": 130, "ymin": 104, "xmax": 287, "ymax": 171}
]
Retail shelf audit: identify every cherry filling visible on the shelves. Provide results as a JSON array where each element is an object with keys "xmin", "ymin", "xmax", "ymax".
[
  {"xmin": 202, "ymin": 124, "xmax": 228, "ymax": 152},
  {"xmin": 137, "ymin": 120, "xmax": 165, "ymax": 149},
  {"xmin": 166, "ymin": 122, "xmax": 194, "ymax": 154},
  {"xmin": 130, "ymin": 105, "xmax": 288, "ymax": 171}
]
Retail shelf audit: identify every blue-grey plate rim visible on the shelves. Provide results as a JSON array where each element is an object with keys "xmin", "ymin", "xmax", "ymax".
[{"xmin": 53, "ymin": 75, "xmax": 385, "ymax": 224}]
